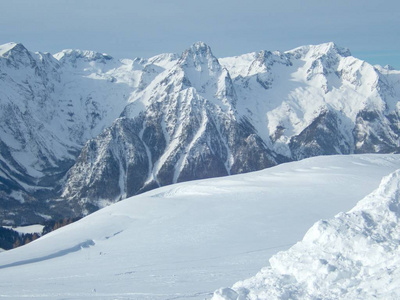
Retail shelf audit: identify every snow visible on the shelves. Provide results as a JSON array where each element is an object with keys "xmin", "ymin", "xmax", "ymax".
[
  {"xmin": 219, "ymin": 42, "xmax": 399, "ymax": 156},
  {"xmin": 4, "ymin": 225, "xmax": 44, "ymax": 235},
  {"xmin": 0, "ymin": 154, "xmax": 400, "ymax": 299},
  {"xmin": 214, "ymin": 164, "xmax": 400, "ymax": 300},
  {"xmin": 0, "ymin": 43, "xmax": 135, "ymax": 181},
  {"xmin": 0, "ymin": 42, "xmax": 19, "ymax": 57},
  {"xmin": 9, "ymin": 191, "xmax": 25, "ymax": 204},
  {"xmin": 147, "ymin": 52, "xmax": 179, "ymax": 70},
  {"xmin": 0, "ymin": 41, "xmax": 179, "ymax": 197},
  {"xmin": 173, "ymin": 106, "xmax": 208, "ymax": 183},
  {"xmin": 1, "ymin": 41, "xmax": 400, "ymax": 297},
  {"xmin": 2, "ymin": 41, "xmax": 400, "ymax": 209}
]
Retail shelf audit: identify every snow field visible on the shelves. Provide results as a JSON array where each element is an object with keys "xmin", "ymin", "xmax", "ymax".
[
  {"xmin": 0, "ymin": 154, "xmax": 400, "ymax": 299},
  {"xmin": 214, "ymin": 164, "xmax": 400, "ymax": 299}
]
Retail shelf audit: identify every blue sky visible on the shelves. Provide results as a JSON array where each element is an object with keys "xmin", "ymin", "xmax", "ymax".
[{"xmin": 1, "ymin": 0, "xmax": 399, "ymax": 68}]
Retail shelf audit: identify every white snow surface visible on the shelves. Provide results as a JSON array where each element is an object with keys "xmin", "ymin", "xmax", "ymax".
[
  {"xmin": 1, "ymin": 154, "xmax": 400, "ymax": 299},
  {"xmin": 219, "ymin": 42, "xmax": 400, "ymax": 153},
  {"xmin": 3, "ymin": 225, "xmax": 44, "ymax": 235},
  {"xmin": 213, "ymin": 162, "xmax": 400, "ymax": 300},
  {"xmin": 0, "ymin": 42, "xmax": 19, "ymax": 57}
]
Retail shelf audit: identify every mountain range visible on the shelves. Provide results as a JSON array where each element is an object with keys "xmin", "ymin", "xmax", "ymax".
[{"xmin": 0, "ymin": 41, "xmax": 399, "ymax": 225}]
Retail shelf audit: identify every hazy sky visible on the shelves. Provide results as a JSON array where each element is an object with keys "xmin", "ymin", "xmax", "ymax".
[{"xmin": 1, "ymin": 0, "xmax": 399, "ymax": 68}]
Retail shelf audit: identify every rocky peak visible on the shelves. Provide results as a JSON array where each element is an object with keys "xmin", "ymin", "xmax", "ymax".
[
  {"xmin": 287, "ymin": 42, "xmax": 351, "ymax": 60},
  {"xmin": 316, "ymin": 42, "xmax": 351, "ymax": 57},
  {"xmin": 383, "ymin": 64, "xmax": 396, "ymax": 71},
  {"xmin": 0, "ymin": 42, "xmax": 37, "ymax": 68},
  {"xmin": 256, "ymin": 50, "xmax": 291, "ymax": 66},
  {"xmin": 0, "ymin": 42, "xmax": 29, "ymax": 58},
  {"xmin": 179, "ymin": 41, "xmax": 221, "ymax": 73},
  {"xmin": 0, "ymin": 43, "xmax": 60, "ymax": 71},
  {"xmin": 54, "ymin": 49, "xmax": 113, "ymax": 65},
  {"xmin": 247, "ymin": 50, "xmax": 292, "ymax": 77}
]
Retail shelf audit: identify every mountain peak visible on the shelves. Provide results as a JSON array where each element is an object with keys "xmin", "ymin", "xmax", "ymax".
[
  {"xmin": 54, "ymin": 49, "xmax": 113, "ymax": 64},
  {"xmin": 181, "ymin": 42, "xmax": 215, "ymax": 61},
  {"xmin": 319, "ymin": 41, "xmax": 351, "ymax": 56},
  {"xmin": 384, "ymin": 64, "xmax": 395, "ymax": 70},
  {"xmin": 287, "ymin": 42, "xmax": 351, "ymax": 59},
  {"xmin": 0, "ymin": 42, "xmax": 29, "ymax": 58},
  {"xmin": 179, "ymin": 41, "xmax": 220, "ymax": 72},
  {"xmin": 190, "ymin": 41, "xmax": 211, "ymax": 52}
]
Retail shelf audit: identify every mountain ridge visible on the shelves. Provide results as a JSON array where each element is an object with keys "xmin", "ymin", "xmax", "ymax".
[{"xmin": 0, "ymin": 41, "xmax": 400, "ymax": 224}]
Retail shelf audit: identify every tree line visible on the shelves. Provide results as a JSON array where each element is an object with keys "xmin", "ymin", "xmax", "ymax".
[{"xmin": 0, "ymin": 217, "xmax": 81, "ymax": 250}]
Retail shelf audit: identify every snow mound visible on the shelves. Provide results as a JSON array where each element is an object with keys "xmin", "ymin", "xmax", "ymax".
[{"xmin": 213, "ymin": 169, "xmax": 400, "ymax": 299}]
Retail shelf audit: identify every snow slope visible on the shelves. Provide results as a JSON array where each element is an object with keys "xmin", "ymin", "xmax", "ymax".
[
  {"xmin": 0, "ymin": 154, "xmax": 400, "ymax": 299},
  {"xmin": 213, "ymin": 162, "xmax": 400, "ymax": 300}
]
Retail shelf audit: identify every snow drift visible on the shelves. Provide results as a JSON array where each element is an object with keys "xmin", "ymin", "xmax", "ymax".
[
  {"xmin": 214, "ymin": 165, "xmax": 400, "ymax": 299},
  {"xmin": 1, "ymin": 154, "xmax": 400, "ymax": 299}
]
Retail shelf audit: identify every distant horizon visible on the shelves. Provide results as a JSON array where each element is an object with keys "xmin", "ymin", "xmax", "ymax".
[
  {"xmin": 1, "ymin": 0, "xmax": 399, "ymax": 68},
  {"xmin": 1, "ymin": 39, "xmax": 399, "ymax": 70}
]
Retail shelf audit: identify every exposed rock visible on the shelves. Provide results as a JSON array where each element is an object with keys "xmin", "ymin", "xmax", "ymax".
[{"xmin": 1, "ymin": 41, "xmax": 400, "ymax": 224}]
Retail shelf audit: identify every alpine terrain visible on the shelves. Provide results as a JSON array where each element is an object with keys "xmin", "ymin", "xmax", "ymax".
[
  {"xmin": 0, "ymin": 41, "xmax": 400, "ymax": 224},
  {"xmin": 0, "ymin": 154, "xmax": 400, "ymax": 299}
]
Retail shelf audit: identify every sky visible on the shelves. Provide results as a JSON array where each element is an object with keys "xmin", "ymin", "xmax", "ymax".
[{"xmin": 1, "ymin": 0, "xmax": 399, "ymax": 68}]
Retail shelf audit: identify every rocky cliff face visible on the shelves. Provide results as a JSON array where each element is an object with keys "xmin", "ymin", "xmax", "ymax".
[
  {"xmin": 1, "ymin": 41, "xmax": 400, "ymax": 224},
  {"xmin": 0, "ymin": 42, "xmax": 176, "ymax": 224},
  {"xmin": 62, "ymin": 43, "xmax": 279, "ymax": 214}
]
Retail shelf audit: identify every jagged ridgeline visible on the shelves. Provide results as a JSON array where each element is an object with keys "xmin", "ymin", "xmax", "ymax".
[{"xmin": 0, "ymin": 41, "xmax": 399, "ymax": 225}]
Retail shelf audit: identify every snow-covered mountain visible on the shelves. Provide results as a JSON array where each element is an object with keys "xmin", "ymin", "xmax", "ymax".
[
  {"xmin": 61, "ymin": 42, "xmax": 280, "ymax": 214},
  {"xmin": 1, "ymin": 41, "xmax": 400, "ymax": 224},
  {"xmin": 213, "ymin": 161, "xmax": 400, "ymax": 300},
  {"xmin": 0, "ymin": 154, "xmax": 399, "ymax": 299},
  {"xmin": 0, "ymin": 42, "xmax": 177, "ymax": 223}
]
